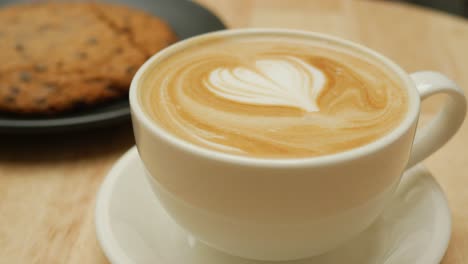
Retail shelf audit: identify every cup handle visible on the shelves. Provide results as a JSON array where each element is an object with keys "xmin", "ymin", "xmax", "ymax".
[{"xmin": 407, "ymin": 71, "xmax": 467, "ymax": 168}]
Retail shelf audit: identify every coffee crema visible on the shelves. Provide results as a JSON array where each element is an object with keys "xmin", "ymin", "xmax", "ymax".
[{"xmin": 139, "ymin": 35, "xmax": 408, "ymax": 158}]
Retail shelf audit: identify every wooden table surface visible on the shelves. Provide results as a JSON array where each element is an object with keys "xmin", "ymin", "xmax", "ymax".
[{"xmin": 1, "ymin": 0, "xmax": 468, "ymax": 263}]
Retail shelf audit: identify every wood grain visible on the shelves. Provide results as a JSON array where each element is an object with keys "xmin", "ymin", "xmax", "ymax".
[{"xmin": 1, "ymin": 0, "xmax": 468, "ymax": 263}]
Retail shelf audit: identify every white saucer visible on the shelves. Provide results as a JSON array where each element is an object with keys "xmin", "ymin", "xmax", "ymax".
[{"xmin": 95, "ymin": 147, "xmax": 451, "ymax": 264}]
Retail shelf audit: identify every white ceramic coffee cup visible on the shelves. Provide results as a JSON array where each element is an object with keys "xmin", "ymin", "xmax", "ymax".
[{"xmin": 130, "ymin": 29, "xmax": 466, "ymax": 261}]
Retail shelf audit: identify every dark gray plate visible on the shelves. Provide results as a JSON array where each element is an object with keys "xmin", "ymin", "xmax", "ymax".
[{"xmin": 0, "ymin": 0, "xmax": 225, "ymax": 133}]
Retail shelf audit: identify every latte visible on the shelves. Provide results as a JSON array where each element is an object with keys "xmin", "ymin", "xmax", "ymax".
[{"xmin": 139, "ymin": 34, "xmax": 408, "ymax": 158}]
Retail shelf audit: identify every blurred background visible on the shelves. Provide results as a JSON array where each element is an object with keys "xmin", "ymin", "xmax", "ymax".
[{"xmin": 391, "ymin": 0, "xmax": 468, "ymax": 17}]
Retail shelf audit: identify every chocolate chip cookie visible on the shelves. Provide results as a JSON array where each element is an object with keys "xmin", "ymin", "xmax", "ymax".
[{"xmin": 0, "ymin": 2, "xmax": 177, "ymax": 114}]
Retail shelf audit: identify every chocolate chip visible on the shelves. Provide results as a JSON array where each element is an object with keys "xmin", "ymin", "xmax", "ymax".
[
  {"xmin": 19, "ymin": 72, "xmax": 32, "ymax": 82},
  {"xmin": 43, "ymin": 83, "xmax": 57, "ymax": 91},
  {"xmin": 114, "ymin": 47, "xmax": 123, "ymax": 54},
  {"xmin": 76, "ymin": 52, "xmax": 88, "ymax": 59},
  {"xmin": 15, "ymin": 43, "xmax": 24, "ymax": 52},
  {"xmin": 120, "ymin": 26, "xmax": 131, "ymax": 33},
  {"xmin": 4, "ymin": 96, "xmax": 15, "ymax": 103},
  {"xmin": 38, "ymin": 24, "xmax": 52, "ymax": 32},
  {"xmin": 9, "ymin": 86, "xmax": 20, "ymax": 95},
  {"xmin": 35, "ymin": 64, "xmax": 47, "ymax": 73},
  {"xmin": 106, "ymin": 85, "xmax": 121, "ymax": 93},
  {"xmin": 126, "ymin": 66, "xmax": 136, "ymax": 75},
  {"xmin": 87, "ymin": 37, "xmax": 98, "ymax": 45},
  {"xmin": 35, "ymin": 98, "xmax": 47, "ymax": 105}
]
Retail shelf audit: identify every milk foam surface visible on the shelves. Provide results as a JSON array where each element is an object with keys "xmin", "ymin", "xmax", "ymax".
[
  {"xmin": 139, "ymin": 35, "xmax": 408, "ymax": 158},
  {"xmin": 206, "ymin": 56, "xmax": 326, "ymax": 112}
]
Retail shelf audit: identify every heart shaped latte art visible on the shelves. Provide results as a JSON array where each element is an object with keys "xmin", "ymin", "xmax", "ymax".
[{"xmin": 204, "ymin": 56, "xmax": 326, "ymax": 112}]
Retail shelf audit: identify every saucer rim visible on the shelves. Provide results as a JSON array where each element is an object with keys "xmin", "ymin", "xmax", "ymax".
[
  {"xmin": 95, "ymin": 147, "xmax": 138, "ymax": 264},
  {"xmin": 95, "ymin": 146, "xmax": 452, "ymax": 264}
]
